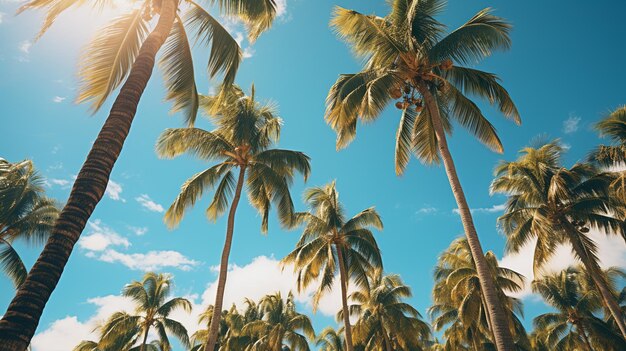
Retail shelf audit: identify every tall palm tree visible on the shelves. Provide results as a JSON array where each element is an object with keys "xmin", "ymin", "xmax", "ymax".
[
  {"xmin": 316, "ymin": 327, "xmax": 345, "ymax": 351},
  {"xmin": 0, "ymin": 158, "xmax": 59, "ymax": 287},
  {"xmin": 74, "ymin": 272, "xmax": 192, "ymax": 351},
  {"xmin": 326, "ymin": 2, "xmax": 520, "ymax": 349},
  {"xmin": 242, "ymin": 292, "xmax": 315, "ymax": 351},
  {"xmin": 1, "ymin": 2, "xmax": 278, "ymax": 348},
  {"xmin": 282, "ymin": 181, "xmax": 383, "ymax": 351},
  {"xmin": 157, "ymin": 84, "xmax": 310, "ymax": 351},
  {"xmin": 345, "ymin": 269, "xmax": 431, "ymax": 350},
  {"xmin": 429, "ymin": 237, "xmax": 529, "ymax": 351},
  {"xmin": 491, "ymin": 140, "xmax": 626, "ymax": 339},
  {"xmin": 531, "ymin": 267, "xmax": 626, "ymax": 351}
]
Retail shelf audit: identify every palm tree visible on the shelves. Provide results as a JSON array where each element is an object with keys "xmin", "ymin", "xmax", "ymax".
[
  {"xmin": 589, "ymin": 106, "xmax": 626, "ymax": 217},
  {"xmin": 345, "ymin": 269, "xmax": 431, "ymax": 350},
  {"xmin": 190, "ymin": 304, "xmax": 254, "ymax": 351},
  {"xmin": 316, "ymin": 327, "xmax": 345, "ymax": 351},
  {"xmin": 429, "ymin": 237, "xmax": 529, "ymax": 351},
  {"xmin": 282, "ymin": 181, "xmax": 383, "ymax": 351},
  {"xmin": 491, "ymin": 140, "xmax": 626, "ymax": 339},
  {"xmin": 242, "ymin": 292, "xmax": 315, "ymax": 351},
  {"xmin": 531, "ymin": 267, "xmax": 626, "ymax": 351},
  {"xmin": 157, "ymin": 84, "xmax": 310, "ymax": 351},
  {"xmin": 0, "ymin": 158, "xmax": 59, "ymax": 287},
  {"xmin": 1, "ymin": 2, "xmax": 278, "ymax": 347},
  {"xmin": 326, "ymin": 2, "xmax": 520, "ymax": 349},
  {"xmin": 74, "ymin": 272, "xmax": 192, "ymax": 351}
]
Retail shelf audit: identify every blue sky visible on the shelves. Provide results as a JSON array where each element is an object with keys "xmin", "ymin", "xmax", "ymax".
[{"xmin": 1, "ymin": 0, "xmax": 626, "ymax": 349}]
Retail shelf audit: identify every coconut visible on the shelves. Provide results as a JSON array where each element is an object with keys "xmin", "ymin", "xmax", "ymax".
[
  {"xmin": 395, "ymin": 101, "xmax": 404, "ymax": 109},
  {"xmin": 415, "ymin": 105, "xmax": 423, "ymax": 112},
  {"xmin": 390, "ymin": 88, "xmax": 402, "ymax": 99},
  {"xmin": 440, "ymin": 59, "xmax": 453, "ymax": 70}
]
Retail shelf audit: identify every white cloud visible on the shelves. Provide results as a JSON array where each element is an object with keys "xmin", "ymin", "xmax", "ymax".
[
  {"xmin": 49, "ymin": 178, "xmax": 70, "ymax": 188},
  {"xmin": 499, "ymin": 229, "xmax": 626, "ymax": 299},
  {"xmin": 201, "ymin": 256, "xmax": 349, "ymax": 317},
  {"xmin": 52, "ymin": 96, "xmax": 66, "ymax": 103},
  {"xmin": 453, "ymin": 203, "xmax": 506, "ymax": 215},
  {"xmin": 31, "ymin": 295, "xmax": 137, "ymax": 351},
  {"xmin": 274, "ymin": 0, "xmax": 287, "ymax": 17},
  {"xmin": 105, "ymin": 180, "xmax": 125, "ymax": 202},
  {"xmin": 128, "ymin": 225, "xmax": 148, "ymax": 236},
  {"xmin": 563, "ymin": 114, "xmax": 581, "ymax": 134},
  {"xmin": 79, "ymin": 220, "xmax": 130, "ymax": 252},
  {"xmin": 18, "ymin": 40, "xmax": 31, "ymax": 54},
  {"xmin": 136, "ymin": 194, "xmax": 164, "ymax": 213},
  {"xmin": 416, "ymin": 206, "xmax": 438, "ymax": 215},
  {"xmin": 98, "ymin": 249, "xmax": 200, "ymax": 271},
  {"xmin": 242, "ymin": 47, "xmax": 255, "ymax": 59}
]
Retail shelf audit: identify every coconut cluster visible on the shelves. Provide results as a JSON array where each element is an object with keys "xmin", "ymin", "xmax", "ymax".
[{"xmin": 390, "ymin": 84, "xmax": 423, "ymax": 112}]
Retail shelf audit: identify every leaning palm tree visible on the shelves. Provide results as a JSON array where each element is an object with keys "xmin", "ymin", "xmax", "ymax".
[
  {"xmin": 532, "ymin": 267, "xmax": 626, "ymax": 351},
  {"xmin": 326, "ymin": 2, "xmax": 520, "ymax": 349},
  {"xmin": 491, "ymin": 140, "xmax": 626, "ymax": 339},
  {"xmin": 74, "ymin": 272, "xmax": 192, "ymax": 351},
  {"xmin": 282, "ymin": 181, "xmax": 383, "ymax": 351},
  {"xmin": 157, "ymin": 84, "xmax": 310, "ymax": 351},
  {"xmin": 345, "ymin": 269, "xmax": 431, "ymax": 351},
  {"xmin": 429, "ymin": 237, "xmax": 529, "ymax": 351},
  {"xmin": 316, "ymin": 327, "xmax": 345, "ymax": 351},
  {"xmin": 1, "ymin": 2, "xmax": 278, "ymax": 348},
  {"xmin": 242, "ymin": 292, "xmax": 315, "ymax": 351},
  {"xmin": 0, "ymin": 158, "xmax": 59, "ymax": 287}
]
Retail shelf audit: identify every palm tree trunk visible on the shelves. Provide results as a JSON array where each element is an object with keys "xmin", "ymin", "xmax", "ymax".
[
  {"xmin": 140, "ymin": 324, "xmax": 151, "ymax": 351},
  {"xmin": 577, "ymin": 322, "xmax": 594, "ymax": 351},
  {"xmin": 420, "ymin": 86, "xmax": 516, "ymax": 351},
  {"xmin": 0, "ymin": 2, "xmax": 177, "ymax": 350},
  {"xmin": 568, "ymin": 229, "xmax": 626, "ymax": 340},
  {"xmin": 336, "ymin": 245, "xmax": 355, "ymax": 351},
  {"xmin": 204, "ymin": 166, "xmax": 246, "ymax": 351}
]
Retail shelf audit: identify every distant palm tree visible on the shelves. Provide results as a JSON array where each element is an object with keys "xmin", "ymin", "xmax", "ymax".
[
  {"xmin": 190, "ymin": 303, "xmax": 257, "ymax": 351},
  {"xmin": 326, "ymin": 1, "xmax": 520, "ymax": 349},
  {"xmin": 157, "ymin": 85, "xmax": 310, "ymax": 351},
  {"xmin": 345, "ymin": 269, "xmax": 431, "ymax": 350},
  {"xmin": 589, "ymin": 106, "xmax": 626, "ymax": 217},
  {"xmin": 74, "ymin": 273, "xmax": 191, "ymax": 351},
  {"xmin": 492, "ymin": 141, "xmax": 626, "ymax": 339},
  {"xmin": 0, "ymin": 158, "xmax": 58, "ymax": 287},
  {"xmin": 316, "ymin": 327, "xmax": 345, "ymax": 351},
  {"xmin": 1, "ymin": 2, "xmax": 278, "ymax": 348},
  {"xmin": 282, "ymin": 181, "xmax": 383, "ymax": 351},
  {"xmin": 242, "ymin": 292, "xmax": 315, "ymax": 351},
  {"xmin": 532, "ymin": 267, "xmax": 626, "ymax": 351},
  {"xmin": 429, "ymin": 237, "xmax": 529, "ymax": 351}
]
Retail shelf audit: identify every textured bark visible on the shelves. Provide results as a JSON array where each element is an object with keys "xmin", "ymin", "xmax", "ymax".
[
  {"xmin": 0, "ymin": 2, "xmax": 177, "ymax": 349},
  {"xmin": 421, "ymin": 85, "xmax": 516, "ymax": 351},
  {"xmin": 336, "ymin": 245, "xmax": 355, "ymax": 351},
  {"xmin": 204, "ymin": 167, "xmax": 246, "ymax": 351}
]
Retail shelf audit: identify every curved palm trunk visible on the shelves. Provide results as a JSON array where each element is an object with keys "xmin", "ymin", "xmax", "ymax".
[
  {"xmin": 568, "ymin": 229, "xmax": 626, "ymax": 340},
  {"xmin": 420, "ymin": 86, "xmax": 516, "ymax": 351},
  {"xmin": 336, "ymin": 245, "xmax": 355, "ymax": 351},
  {"xmin": 140, "ymin": 324, "xmax": 151, "ymax": 351},
  {"xmin": 0, "ymin": 2, "xmax": 177, "ymax": 350},
  {"xmin": 204, "ymin": 167, "xmax": 246, "ymax": 351}
]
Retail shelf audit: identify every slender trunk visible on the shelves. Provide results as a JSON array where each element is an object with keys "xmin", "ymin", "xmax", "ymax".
[
  {"xmin": 336, "ymin": 245, "xmax": 355, "ymax": 351},
  {"xmin": 576, "ymin": 322, "xmax": 594, "ymax": 351},
  {"xmin": 382, "ymin": 321, "xmax": 393, "ymax": 351},
  {"xmin": 567, "ymin": 227, "xmax": 626, "ymax": 340},
  {"xmin": 204, "ymin": 167, "xmax": 246, "ymax": 351},
  {"xmin": 0, "ymin": 2, "xmax": 177, "ymax": 350},
  {"xmin": 420, "ymin": 85, "xmax": 516, "ymax": 351},
  {"xmin": 140, "ymin": 324, "xmax": 151, "ymax": 351}
]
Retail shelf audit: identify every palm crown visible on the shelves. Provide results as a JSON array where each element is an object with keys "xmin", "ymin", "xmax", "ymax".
[
  {"xmin": 326, "ymin": 0, "xmax": 520, "ymax": 174},
  {"xmin": 0, "ymin": 159, "xmax": 59, "ymax": 287},
  {"xmin": 156, "ymin": 84, "xmax": 311, "ymax": 231},
  {"xmin": 19, "ymin": 0, "xmax": 278, "ymax": 124},
  {"xmin": 74, "ymin": 272, "xmax": 192, "ymax": 351}
]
